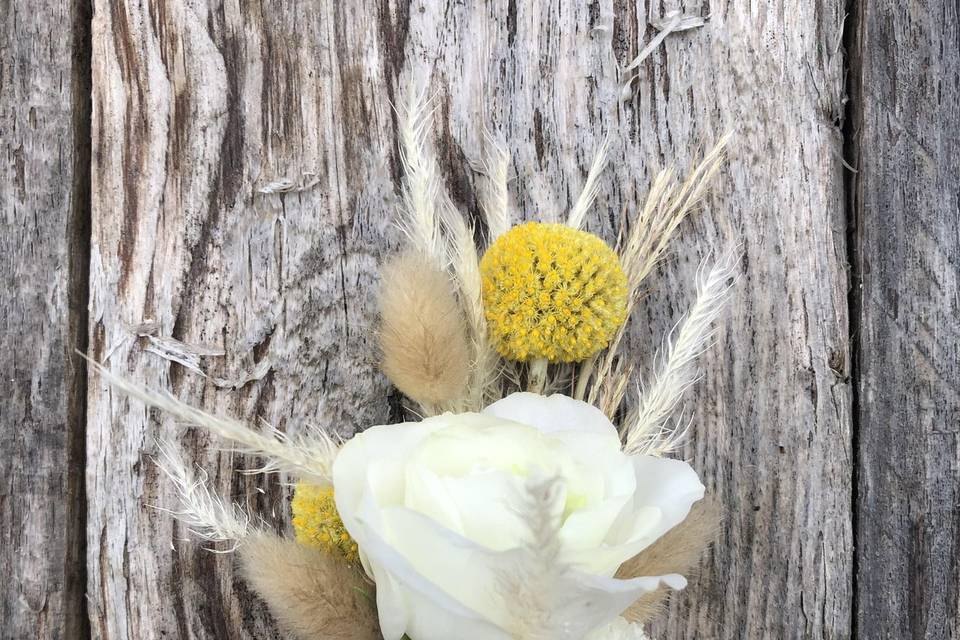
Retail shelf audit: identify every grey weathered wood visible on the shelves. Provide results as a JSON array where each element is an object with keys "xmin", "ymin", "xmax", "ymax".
[
  {"xmin": 0, "ymin": 0, "xmax": 90, "ymax": 638},
  {"xmin": 852, "ymin": 1, "xmax": 960, "ymax": 638},
  {"xmin": 626, "ymin": 5, "xmax": 854, "ymax": 639},
  {"xmin": 86, "ymin": 1, "xmax": 853, "ymax": 638}
]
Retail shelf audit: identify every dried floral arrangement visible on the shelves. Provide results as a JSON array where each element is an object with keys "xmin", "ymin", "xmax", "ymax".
[{"xmin": 90, "ymin": 87, "xmax": 736, "ymax": 640}]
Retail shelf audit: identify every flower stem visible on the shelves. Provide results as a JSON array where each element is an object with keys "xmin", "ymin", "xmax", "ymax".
[
  {"xmin": 527, "ymin": 357, "xmax": 549, "ymax": 394},
  {"xmin": 573, "ymin": 354, "xmax": 597, "ymax": 400}
]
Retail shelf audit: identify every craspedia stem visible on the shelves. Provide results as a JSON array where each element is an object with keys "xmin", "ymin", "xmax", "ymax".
[{"xmin": 527, "ymin": 357, "xmax": 549, "ymax": 394}]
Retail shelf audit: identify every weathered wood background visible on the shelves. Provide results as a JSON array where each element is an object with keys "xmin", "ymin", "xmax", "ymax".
[{"xmin": 1, "ymin": 0, "xmax": 957, "ymax": 638}]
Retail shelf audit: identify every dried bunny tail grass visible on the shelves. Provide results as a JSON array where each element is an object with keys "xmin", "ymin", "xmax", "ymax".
[
  {"xmin": 622, "ymin": 248, "xmax": 738, "ymax": 456},
  {"xmin": 379, "ymin": 250, "xmax": 471, "ymax": 411},
  {"xmin": 395, "ymin": 85, "xmax": 500, "ymax": 409},
  {"xmin": 154, "ymin": 442, "xmax": 254, "ymax": 550},
  {"xmin": 239, "ymin": 532, "xmax": 380, "ymax": 640},
  {"xmin": 498, "ymin": 476, "xmax": 570, "ymax": 640},
  {"xmin": 439, "ymin": 200, "xmax": 501, "ymax": 409},
  {"xmin": 477, "ymin": 125, "xmax": 511, "ymax": 240},
  {"xmin": 617, "ymin": 498, "xmax": 721, "ymax": 624},
  {"xmin": 588, "ymin": 135, "xmax": 730, "ymax": 412},
  {"xmin": 567, "ymin": 134, "xmax": 611, "ymax": 230},
  {"xmin": 85, "ymin": 356, "xmax": 339, "ymax": 484},
  {"xmin": 397, "ymin": 84, "xmax": 446, "ymax": 267}
]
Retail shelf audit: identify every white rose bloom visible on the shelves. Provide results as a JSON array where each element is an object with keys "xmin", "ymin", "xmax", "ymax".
[
  {"xmin": 588, "ymin": 617, "xmax": 651, "ymax": 640},
  {"xmin": 333, "ymin": 392, "xmax": 705, "ymax": 640}
]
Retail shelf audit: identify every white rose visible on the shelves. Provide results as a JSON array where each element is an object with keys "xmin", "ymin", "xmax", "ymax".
[
  {"xmin": 588, "ymin": 617, "xmax": 651, "ymax": 640},
  {"xmin": 333, "ymin": 392, "xmax": 704, "ymax": 640}
]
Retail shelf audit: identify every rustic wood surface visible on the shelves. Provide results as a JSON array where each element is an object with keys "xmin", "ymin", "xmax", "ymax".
[
  {"xmin": 0, "ymin": 0, "xmax": 90, "ymax": 638},
  {"xmin": 851, "ymin": 1, "xmax": 960, "ymax": 638},
  {"xmin": 85, "ymin": 1, "xmax": 854, "ymax": 638},
  {"xmin": 1, "ymin": 0, "xmax": 957, "ymax": 638}
]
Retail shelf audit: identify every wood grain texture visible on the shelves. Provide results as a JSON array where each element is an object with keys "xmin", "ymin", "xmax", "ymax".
[
  {"xmin": 86, "ymin": 1, "xmax": 853, "ymax": 638},
  {"xmin": 87, "ymin": 2, "xmax": 396, "ymax": 638},
  {"xmin": 851, "ymin": 1, "xmax": 960, "ymax": 638},
  {"xmin": 0, "ymin": 0, "xmax": 90, "ymax": 637}
]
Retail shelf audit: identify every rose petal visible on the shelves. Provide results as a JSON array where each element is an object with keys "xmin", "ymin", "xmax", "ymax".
[
  {"xmin": 483, "ymin": 392, "xmax": 618, "ymax": 439},
  {"xmin": 581, "ymin": 456, "xmax": 705, "ymax": 575},
  {"xmin": 440, "ymin": 469, "xmax": 531, "ymax": 550},
  {"xmin": 353, "ymin": 501, "xmax": 510, "ymax": 640},
  {"xmin": 377, "ymin": 504, "xmax": 676, "ymax": 638},
  {"xmin": 621, "ymin": 456, "xmax": 705, "ymax": 543}
]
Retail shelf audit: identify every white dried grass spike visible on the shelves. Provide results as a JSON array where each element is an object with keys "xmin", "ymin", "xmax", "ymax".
[
  {"xmin": 478, "ymin": 125, "xmax": 511, "ymax": 240},
  {"xmin": 622, "ymin": 247, "xmax": 738, "ymax": 456},
  {"xmin": 85, "ymin": 356, "xmax": 339, "ymax": 484},
  {"xmin": 498, "ymin": 476, "xmax": 568, "ymax": 640},
  {"xmin": 153, "ymin": 442, "xmax": 253, "ymax": 551},
  {"xmin": 588, "ymin": 136, "xmax": 731, "ymax": 412},
  {"xmin": 438, "ymin": 199, "xmax": 501, "ymax": 408},
  {"xmin": 567, "ymin": 134, "xmax": 611, "ymax": 230},
  {"xmin": 397, "ymin": 85, "xmax": 447, "ymax": 267}
]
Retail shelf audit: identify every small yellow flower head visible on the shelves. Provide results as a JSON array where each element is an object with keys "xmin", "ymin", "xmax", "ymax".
[
  {"xmin": 291, "ymin": 484, "xmax": 359, "ymax": 561},
  {"xmin": 480, "ymin": 222, "xmax": 628, "ymax": 362}
]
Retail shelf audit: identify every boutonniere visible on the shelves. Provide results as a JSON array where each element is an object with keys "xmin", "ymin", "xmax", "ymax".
[{"xmin": 91, "ymin": 86, "xmax": 735, "ymax": 640}]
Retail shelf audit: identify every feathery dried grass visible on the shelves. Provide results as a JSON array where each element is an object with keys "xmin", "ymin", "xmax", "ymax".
[
  {"xmin": 397, "ymin": 85, "xmax": 446, "ymax": 267},
  {"xmin": 154, "ymin": 442, "xmax": 253, "ymax": 550},
  {"xmin": 395, "ymin": 87, "xmax": 500, "ymax": 410},
  {"xmin": 616, "ymin": 498, "xmax": 721, "ymax": 624},
  {"xmin": 477, "ymin": 125, "xmax": 512, "ymax": 239},
  {"xmin": 498, "ymin": 477, "xmax": 569, "ymax": 640},
  {"xmin": 85, "ymin": 356, "xmax": 339, "ymax": 484},
  {"xmin": 567, "ymin": 134, "xmax": 611, "ymax": 230},
  {"xmin": 587, "ymin": 137, "xmax": 730, "ymax": 414},
  {"xmin": 379, "ymin": 250, "xmax": 471, "ymax": 411},
  {"xmin": 439, "ymin": 201, "xmax": 501, "ymax": 409},
  {"xmin": 239, "ymin": 532, "xmax": 380, "ymax": 640},
  {"xmin": 621, "ymin": 249, "xmax": 737, "ymax": 456}
]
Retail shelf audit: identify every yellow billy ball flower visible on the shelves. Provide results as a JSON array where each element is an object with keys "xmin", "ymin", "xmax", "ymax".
[
  {"xmin": 291, "ymin": 484, "xmax": 359, "ymax": 561},
  {"xmin": 480, "ymin": 222, "xmax": 628, "ymax": 362}
]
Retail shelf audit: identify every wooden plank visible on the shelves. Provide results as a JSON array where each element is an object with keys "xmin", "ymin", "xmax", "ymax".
[
  {"xmin": 852, "ymin": 1, "xmax": 960, "ymax": 637},
  {"xmin": 621, "ymin": 5, "xmax": 855, "ymax": 639},
  {"xmin": 0, "ymin": 0, "xmax": 90, "ymax": 638},
  {"xmin": 87, "ymin": 2, "xmax": 398, "ymax": 638},
  {"xmin": 87, "ymin": 1, "xmax": 853, "ymax": 637}
]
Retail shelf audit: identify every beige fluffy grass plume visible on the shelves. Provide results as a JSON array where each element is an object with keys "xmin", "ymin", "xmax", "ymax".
[
  {"xmin": 379, "ymin": 250, "xmax": 471, "ymax": 411},
  {"xmin": 239, "ymin": 533, "xmax": 380, "ymax": 640},
  {"xmin": 616, "ymin": 498, "xmax": 720, "ymax": 624}
]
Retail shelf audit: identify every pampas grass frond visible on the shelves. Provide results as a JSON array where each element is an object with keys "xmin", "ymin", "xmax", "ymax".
[
  {"xmin": 477, "ymin": 125, "xmax": 511, "ymax": 240},
  {"xmin": 397, "ymin": 86, "xmax": 447, "ymax": 267},
  {"xmin": 394, "ymin": 86, "xmax": 499, "ymax": 409},
  {"xmin": 439, "ymin": 200, "xmax": 502, "ymax": 409},
  {"xmin": 239, "ymin": 532, "xmax": 380, "ymax": 640},
  {"xmin": 620, "ymin": 136, "xmax": 730, "ymax": 294},
  {"xmin": 498, "ymin": 476, "xmax": 569, "ymax": 640},
  {"xmin": 588, "ymin": 136, "xmax": 730, "ymax": 413},
  {"xmin": 379, "ymin": 250, "xmax": 471, "ymax": 411},
  {"xmin": 616, "ymin": 498, "xmax": 721, "ymax": 624},
  {"xmin": 567, "ymin": 134, "xmax": 611, "ymax": 230},
  {"xmin": 622, "ymin": 249, "xmax": 737, "ymax": 456},
  {"xmin": 498, "ymin": 476, "xmax": 638, "ymax": 639},
  {"xmin": 597, "ymin": 365, "xmax": 635, "ymax": 420},
  {"xmin": 85, "ymin": 357, "xmax": 339, "ymax": 484},
  {"xmin": 154, "ymin": 442, "xmax": 254, "ymax": 550}
]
